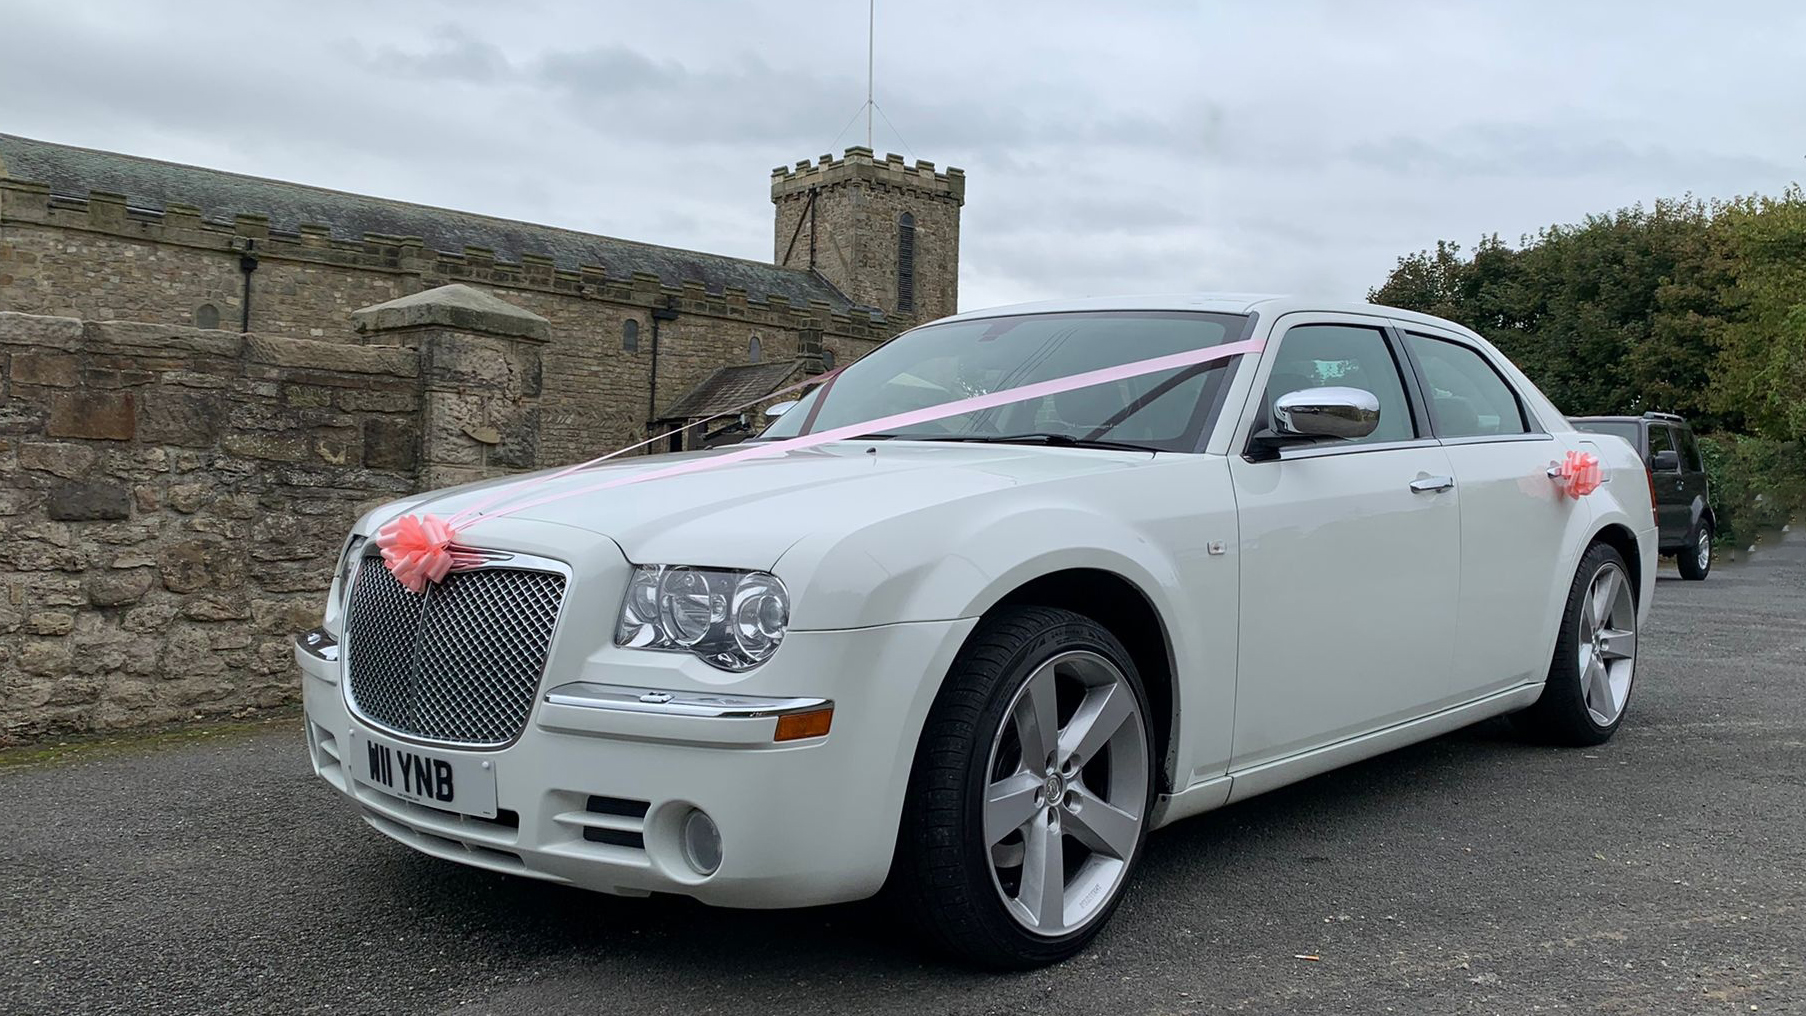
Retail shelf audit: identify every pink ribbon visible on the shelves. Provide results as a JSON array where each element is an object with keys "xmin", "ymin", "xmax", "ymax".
[
  {"xmin": 1553, "ymin": 450, "xmax": 1602, "ymax": 498},
  {"xmin": 377, "ymin": 336, "xmax": 1266, "ymax": 592}
]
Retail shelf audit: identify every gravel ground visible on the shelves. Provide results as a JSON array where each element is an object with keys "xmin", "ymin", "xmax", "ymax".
[{"xmin": 3, "ymin": 532, "xmax": 1802, "ymax": 1015}]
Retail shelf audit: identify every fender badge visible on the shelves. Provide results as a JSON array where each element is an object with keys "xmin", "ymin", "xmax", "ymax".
[{"xmin": 1207, "ymin": 541, "xmax": 1227, "ymax": 556}]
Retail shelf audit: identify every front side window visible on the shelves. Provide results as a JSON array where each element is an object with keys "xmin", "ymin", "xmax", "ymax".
[
  {"xmin": 1404, "ymin": 333, "xmax": 1529, "ymax": 438},
  {"xmin": 1263, "ymin": 324, "xmax": 1416, "ymax": 446},
  {"xmin": 760, "ymin": 311, "xmax": 1249, "ymax": 452},
  {"xmin": 1647, "ymin": 424, "xmax": 1677, "ymax": 470}
]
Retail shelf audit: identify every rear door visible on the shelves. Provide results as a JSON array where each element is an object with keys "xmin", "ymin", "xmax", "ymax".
[
  {"xmin": 1226, "ymin": 316, "xmax": 1462, "ymax": 770},
  {"xmin": 1646, "ymin": 424, "xmax": 1687, "ymax": 545},
  {"xmin": 1676, "ymin": 426, "xmax": 1710, "ymax": 530},
  {"xmin": 1397, "ymin": 326, "xmax": 1596, "ymax": 692}
]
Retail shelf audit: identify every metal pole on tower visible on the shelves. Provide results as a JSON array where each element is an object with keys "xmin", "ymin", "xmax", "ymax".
[{"xmin": 866, "ymin": 0, "xmax": 874, "ymax": 149}]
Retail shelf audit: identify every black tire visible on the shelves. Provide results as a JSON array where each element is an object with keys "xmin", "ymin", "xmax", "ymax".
[
  {"xmin": 894, "ymin": 605, "xmax": 1155, "ymax": 969},
  {"xmin": 1512, "ymin": 542, "xmax": 1637, "ymax": 746},
  {"xmin": 1677, "ymin": 520, "xmax": 1712, "ymax": 581}
]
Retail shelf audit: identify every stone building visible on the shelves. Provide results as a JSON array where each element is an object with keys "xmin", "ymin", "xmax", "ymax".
[{"xmin": 0, "ymin": 134, "xmax": 966, "ymax": 461}]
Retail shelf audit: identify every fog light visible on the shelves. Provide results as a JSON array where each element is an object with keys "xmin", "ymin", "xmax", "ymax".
[{"xmin": 680, "ymin": 808, "xmax": 722, "ymax": 876}]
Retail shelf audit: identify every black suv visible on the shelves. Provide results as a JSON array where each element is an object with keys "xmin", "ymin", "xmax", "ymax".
[{"xmin": 1570, "ymin": 412, "xmax": 1714, "ymax": 580}]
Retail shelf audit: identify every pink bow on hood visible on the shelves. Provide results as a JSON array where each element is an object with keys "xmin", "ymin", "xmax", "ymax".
[{"xmin": 375, "ymin": 514, "xmax": 463, "ymax": 594}]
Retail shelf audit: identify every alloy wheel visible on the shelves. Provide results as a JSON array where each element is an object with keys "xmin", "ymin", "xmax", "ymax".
[
  {"xmin": 1576, "ymin": 561, "xmax": 1637, "ymax": 726},
  {"xmin": 1696, "ymin": 529, "xmax": 1712, "ymax": 572},
  {"xmin": 982, "ymin": 650, "xmax": 1149, "ymax": 937}
]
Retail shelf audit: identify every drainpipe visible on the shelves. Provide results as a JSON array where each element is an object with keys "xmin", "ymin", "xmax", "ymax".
[
  {"xmin": 647, "ymin": 297, "xmax": 680, "ymax": 451},
  {"xmin": 238, "ymin": 239, "xmax": 259, "ymax": 333}
]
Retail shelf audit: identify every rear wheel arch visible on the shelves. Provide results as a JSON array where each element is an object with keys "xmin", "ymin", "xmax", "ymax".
[{"xmin": 1588, "ymin": 523, "xmax": 1643, "ymax": 604}]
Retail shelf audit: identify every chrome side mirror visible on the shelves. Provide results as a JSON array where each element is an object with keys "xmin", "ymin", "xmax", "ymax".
[
  {"xmin": 1273, "ymin": 386, "xmax": 1381, "ymax": 440},
  {"xmin": 764, "ymin": 400, "xmax": 799, "ymax": 419}
]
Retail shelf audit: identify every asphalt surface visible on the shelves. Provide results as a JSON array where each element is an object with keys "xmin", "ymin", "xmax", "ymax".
[{"xmin": 4, "ymin": 534, "xmax": 1803, "ymax": 1015}]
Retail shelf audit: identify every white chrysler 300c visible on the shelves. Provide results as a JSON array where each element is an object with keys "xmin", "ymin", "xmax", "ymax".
[{"xmin": 296, "ymin": 295, "xmax": 1656, "ymax": 966}]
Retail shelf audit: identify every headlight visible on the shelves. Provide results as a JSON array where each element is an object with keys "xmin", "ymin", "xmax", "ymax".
[
  {"xmin": 615, "ymin": 565, "xmax": 789, "ymax": 671},
  {"xmin": 333, "ymin": 535, "xmax": 368, "ymax": 613}
]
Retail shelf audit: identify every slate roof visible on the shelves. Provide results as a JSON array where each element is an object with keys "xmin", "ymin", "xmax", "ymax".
[
  {"xmin": 659, "ymin": 360, "xmax": 806, "ymax": 420},
  {"xmin": 0, "ymin": 133, "xmax": 856, "ymax": 312}
]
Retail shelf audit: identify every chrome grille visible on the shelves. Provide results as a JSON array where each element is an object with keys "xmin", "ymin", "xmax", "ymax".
[{"xmin": 344, "ymin": 558, "xmax": 567, "ymax": 747}]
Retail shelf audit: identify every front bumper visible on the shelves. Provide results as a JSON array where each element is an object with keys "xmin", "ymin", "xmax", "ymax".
[{"xmin": 297, "ymin": 614, "xmax": 975, "ymax": 909}]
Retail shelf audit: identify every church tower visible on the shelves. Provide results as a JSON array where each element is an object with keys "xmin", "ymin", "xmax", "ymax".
[{"xmin": 772, "ymin": 147, "xmax": 965, "ymax": 326}]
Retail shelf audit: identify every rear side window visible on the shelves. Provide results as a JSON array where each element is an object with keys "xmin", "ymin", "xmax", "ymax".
[
  {"xmin": 1647, "ymin": 425, "xmax": 1677, "ymax": 470},
  {"xmin": 1679, "ymin": 428, "xmax": 1705, "ymax": 472},
  {"xmin": 1264, "ymin": 324, "xmax": 1416, "ymax": 445},
  {"xmin": 1404, "ymin": 334, "xmax": 1529, "ymax": 438}
]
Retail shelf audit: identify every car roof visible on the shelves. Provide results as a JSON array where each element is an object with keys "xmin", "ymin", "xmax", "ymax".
[
  {"xmin": 930, "ymin": 294, "xmax": 1483, "ymax": 335},
  {"xmin": 1570, "ymin": 416, "xmax": 1645, "ymax": 423}
]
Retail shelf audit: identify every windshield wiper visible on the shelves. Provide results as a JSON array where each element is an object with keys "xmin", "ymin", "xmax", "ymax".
[{"xmin": 893, "ymin": 432, "xmax": 1157, "ymax": 452}]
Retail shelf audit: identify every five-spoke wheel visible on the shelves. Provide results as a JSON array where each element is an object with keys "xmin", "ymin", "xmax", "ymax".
[
  {"xmin": 1678, "ymin": 521, "xmax": 1713, "ymax": 581},
  {"xmin": 897, "ymin": 606, "xmax": 1154, "ymax": 967},
  {"xmin": 1514, "ymin": 541, "xmax": 1640, "ymax": 745},
  {"xmin": 983, "ymin": 650, "xmax": 1148, "ymax": 936}
]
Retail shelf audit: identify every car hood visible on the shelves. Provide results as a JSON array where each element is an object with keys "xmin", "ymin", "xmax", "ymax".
[{"xmin": 382, "ymin": 441, "xmax": 1153, "ymax": 569}]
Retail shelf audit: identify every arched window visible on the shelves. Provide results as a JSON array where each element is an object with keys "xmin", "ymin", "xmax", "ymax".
[
  {"xmin": 194, "ymin": 303, "xmax": 220, "ymax": 329},
  {"xmin": 748, "ymin": 335, "xmax": 762, "ymax": 362},
  {"xmin": 896, "ymin": 213, "xmax": 916, "ymax": 313},
  {"xmin": 623, "ymin": 318, "xmax": 639, "ymax": 352},
  {"xmin": 821, "ymin": 347, "xmax": 836, "ymax": 371}
]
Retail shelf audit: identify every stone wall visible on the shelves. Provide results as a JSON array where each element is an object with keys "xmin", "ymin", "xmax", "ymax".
[
  {"xmin": 0, "ymin": 178, "xmax": 896, "ymax": 466},
  {"xmin": 0, "ymin": 310, "xmax": 421, "ymax": 740}
]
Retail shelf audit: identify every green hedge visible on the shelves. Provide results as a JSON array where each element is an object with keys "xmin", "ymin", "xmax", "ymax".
[{"xmin": 1697, "ymin": 434, "xmax": 1806, "ymax": 547}]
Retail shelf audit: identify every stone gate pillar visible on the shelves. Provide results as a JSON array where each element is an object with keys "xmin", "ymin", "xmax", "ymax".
[{"xmin": 351, "ymin": 284, "xmax": 550, "ymax": 490}]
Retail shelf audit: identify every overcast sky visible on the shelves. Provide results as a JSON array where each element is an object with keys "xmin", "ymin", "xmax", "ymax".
[{"xmin": 4, "ymin": 0, "xmax": 1802, "ymax": 310}]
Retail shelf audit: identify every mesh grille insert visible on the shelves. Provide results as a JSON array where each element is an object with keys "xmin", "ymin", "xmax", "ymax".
[{"xmin": 344, "ymin": 560, "xmax": 566, "ymax": 747}]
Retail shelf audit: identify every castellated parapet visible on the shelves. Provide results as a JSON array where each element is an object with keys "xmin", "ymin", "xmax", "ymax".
[{"xmin": 771, "ymin": 147, "xmax": 966, "ymax": 325}]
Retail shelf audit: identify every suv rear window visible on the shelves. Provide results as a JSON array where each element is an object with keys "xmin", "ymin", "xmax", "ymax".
[{"xmin": 1573, "ymin": 420, "xmax": 1641, "ymax": 446}]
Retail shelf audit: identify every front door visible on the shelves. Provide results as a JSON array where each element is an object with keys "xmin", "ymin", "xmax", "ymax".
[
  {"xmin": 1645, "ymin": 424, "xmax": 1687, "ymax": 545},
  {"xmin": 1227, "ymin": 318, "xmax": 1462, "ymax": 771}
]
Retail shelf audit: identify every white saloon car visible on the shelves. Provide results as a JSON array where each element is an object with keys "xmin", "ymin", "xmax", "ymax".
[{"xmin": 296, "ymin": 295, "xmax": 1656, "ymax": 967}]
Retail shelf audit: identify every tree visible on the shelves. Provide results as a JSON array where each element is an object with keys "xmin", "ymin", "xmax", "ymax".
[{"xmin": 1710, "ymin": 187, "xmax": 1806, "ymax": 442}]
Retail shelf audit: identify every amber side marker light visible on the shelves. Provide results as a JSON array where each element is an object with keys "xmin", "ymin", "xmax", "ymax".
[{"xmin": 774, "ymin": 707, "xmax": 834, "ymax": 742}]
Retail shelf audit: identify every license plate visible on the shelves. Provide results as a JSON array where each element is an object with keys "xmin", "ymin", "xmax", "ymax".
[{"xmin": 348, "ymin": 729, "xmax": 498, "ymax": 819}]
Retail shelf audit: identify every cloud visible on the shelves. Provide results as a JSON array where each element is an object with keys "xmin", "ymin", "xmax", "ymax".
[
  {"xmin": 357, "ymin": 25, "xmax": 515, "ymax": 83},
  {"xmin": 1, "ymin": 0, "xmax": 1801, "ymax": 311}
]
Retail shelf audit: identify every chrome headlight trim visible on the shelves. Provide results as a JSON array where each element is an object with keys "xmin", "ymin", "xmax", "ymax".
[{"xmin": 615, "ymin": 564, "xmax": 790, "ymax": 672}]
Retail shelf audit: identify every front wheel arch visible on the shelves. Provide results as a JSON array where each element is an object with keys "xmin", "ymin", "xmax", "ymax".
[{"xmin": 984, "ymin": 569, "xmax": 1179, "ymax": 796}]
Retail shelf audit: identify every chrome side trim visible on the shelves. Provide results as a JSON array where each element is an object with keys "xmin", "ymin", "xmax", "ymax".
[
  {"xmin": 296, "ymin": 627, "xmax": 340, "ymax": 662},
  {"xmin": 543, "ymin": 682, "xmax": 830, "ymax": 719},
  {"xmin": 1439, "ymin": 432, "xmax": 1555, "ymax": 446},
  {"xmin": 1270, "ymin": 436, "xmax": 1442, "ymax": 461}
]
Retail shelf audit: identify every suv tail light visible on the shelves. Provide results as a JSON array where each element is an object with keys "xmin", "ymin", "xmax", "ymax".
[{"xmin": 1645, "ymin": 466, "xmax": 1658, "ymax": 524}]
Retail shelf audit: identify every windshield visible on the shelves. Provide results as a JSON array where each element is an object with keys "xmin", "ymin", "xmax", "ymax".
[{"xmin": 760, "ymin": 311, "xmax": 1250, "ymax": 452}]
